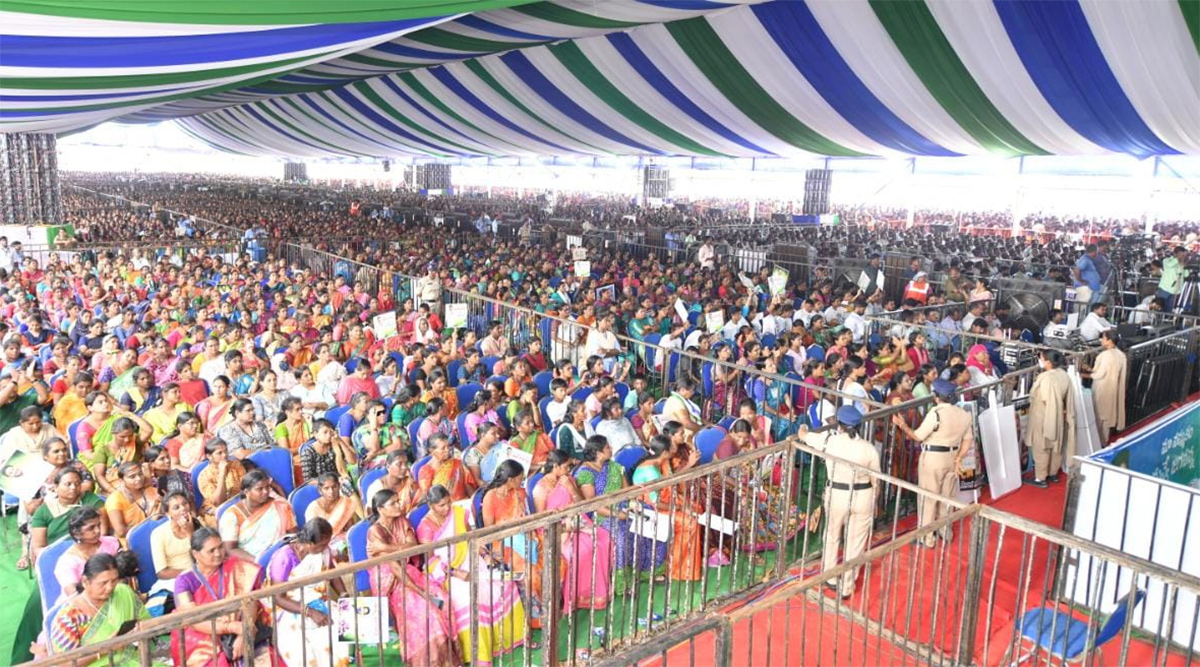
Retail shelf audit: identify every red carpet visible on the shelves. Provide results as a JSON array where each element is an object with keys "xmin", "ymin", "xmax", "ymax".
[{"xmin": 641, "ymin": 477, "xmax": 1191, "ymax": 666}]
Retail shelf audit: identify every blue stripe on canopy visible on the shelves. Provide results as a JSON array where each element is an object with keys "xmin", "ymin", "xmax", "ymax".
[
  {"xmin": 377, "ymin": 76, "xmax": 489, "ymax": 145},
  {"xmin": 298, "ymin": 94, "xmax": 398, "ymax": 153},
  {"xmin": 993, "ymin": 0, "xmax": 1179, "ymax": 157},
  {"xmin": 0, "ymin": 20, "xmax": 439, "ymax": 68},
  {"xmin": 373, "ymin": 41, "xmax": 486, "ymax": 61},
  {"xmin": 453, "ymin": 14, "xmax": 555, "ymax": 41},
  {"xmin": 427, "ymin": 66, "xmax": 575, "ymax": 153},
  {"xmin": 752, "ymin": 1, "xmax": 958, "ymax": 156},
  {"xmin": 498, "ymin": 50, "xmax": 666, "ymax": 154},
  {"xmin": 0, "ymin": 87, "xmax": 188, "ymax": 102},
  {"xmin": 330, "ymin": 87, "xmax": 454, "ymax": 154},
  {"xmin": 605, "ymin": 32, "xmax": 772, "ymax": 155}
]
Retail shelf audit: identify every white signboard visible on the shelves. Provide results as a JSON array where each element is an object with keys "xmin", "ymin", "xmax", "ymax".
[
  {"xmin": 574, "ymin": 260, "xmax": 591, "ymax": 278},
  {"xmin": 371, "ymin": 311, "xmax": 397, "ymax": 339},
  {"xmin": 444, "ymin": 303, "xmax": 469, "ymax": 330},
  {"xmin": 768, "ymin": 266, "xmax": 789, "ymax": 297},
  {"xmin": 978, "ymin": 390, "xmax": 1023, "ymax": 501},
  {"xmin": 705, "ymin": 311, "xmax": 725, "ymax": 335},
  {"xmin": 333, "ymin": 597, "xmax": 390, "ymax": 644}
]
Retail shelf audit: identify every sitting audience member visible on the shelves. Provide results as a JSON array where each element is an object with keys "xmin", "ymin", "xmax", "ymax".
[{"xmin": 218, "ymin": 470, "xmax": 298, "ymax": 562}]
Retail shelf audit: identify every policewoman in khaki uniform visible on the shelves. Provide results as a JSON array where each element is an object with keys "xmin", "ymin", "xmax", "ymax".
[
  {"xmin": 798, "ymin": 406, "xmax": 880, "ymax": 598},
  {"xmin": 892, "ymin": 379, "xmax": 972, "ymax": 547}
]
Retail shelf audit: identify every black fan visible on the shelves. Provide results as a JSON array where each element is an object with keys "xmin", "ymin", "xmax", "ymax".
[{"xmin": 1004, "ymin": 292, "xmax": 1051, "ymax": 331}]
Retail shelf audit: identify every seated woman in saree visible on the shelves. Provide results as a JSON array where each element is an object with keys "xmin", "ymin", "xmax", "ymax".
[
  {"xmin": 267, "ymin": 518, "xmax": 350, "ymax": 667},
  {"xmin": 144, "ymin": 445, "xmax": 193, "ymax": 503},
  {"xmin": 416, "ymin": 434, "xmax": 476, "ymax": 502},
  {"xmin": 480, "ymin": 459, "xmax": 544, "ymax": 611},
  {"xmin": 54, "ymin": 507, "xmax": 121, "ymax": 605},
  {"xmin": 532, "ymin": 451, "xmax": 614, "ymax": 615},
  {"xmin": 463, "ymin": 422, "xmax": 503, "ymax": 485},
  {"xmin": 163, "ymin": 411, "xmax": 206, "ymax": 472},
  {"xmin": 14, "ymin": 437, "xmax": 94, "ymax": 570},
  {"xmin": 217, "ymin": 398, "xmax": 276, "ymax": 459},
  {"xmin": 195, "ymin": 375, "xmax": 235, "ymax": 434},
  {"xmin": 575, "ymin": 435, "xmax": 663, "ymax": 576},
  {"xmin": 91, "ymin": 414, "xmax": 153, "ymax": 496},
  {"xmin": 74, "ymin": 390, "xmax": 117, "ymax": 468},
  {"xmin": 366, "ymin": 488, "xmax": 459, "ymax": 667},
  {"xmin": 105, "ymin": 461, "xmax": 160, "ymax": 541},
  {"xmin": 150, "ymin": 491, "xmax": 199, "ymax": 611},
  {"xmin": 173, "ymin": 527, "xmax": 278, "ymax": 667},
  {"xmin": 711, "ymin": 419, "xmax": 801, "ymax": 557},
  {"xmin": 118, "ymin": 367, "xmax": 161, "ymax": 417},
  {"xmin": 30, "ymin": 467, "xmax": 107, "ymax": 561},
  {"xmin": 218, "ymin": 469, "xmax": 298, "ymax": 562},
  {"xmin": 632, "ymin": 435, "xmax": 703, "ymax": 583},
  {"xmin": 554, "ymin": 400, "xmax": 589, "ymax": 460},
  {"xmin": 42, "ymin": 553, "xmax": 149, "ymax": 666},
  {"xmin": 416, "ymin": 484, "xmax": 530, "ymax": 663},
  {"xmin": 661, "ymin": 377, "xmax": 705, "ymax": 441},
  {"xmin": 197, "ymin": 438, "xmax": 245, "ymax": 526},
  {"xmin": 736, "ymin": 399, "xmax": 772, "ymax": 448},
  {"xmin": 507, "ymin": 410, "xmax": 555, "ymax": 469},
  {"xmin": 304, "ymin": 472, "xmax": 363, "ymax": 558},
  {"xmin": 363, "ymin": 451, "xmax": 419, "ymax": 513}
]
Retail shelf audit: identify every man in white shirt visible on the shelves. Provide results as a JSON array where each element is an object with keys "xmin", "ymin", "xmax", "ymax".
[
  {"xmin": 960, "ymin": 301, "xmax": 986, "ymax": 333},
  {"xmin": 1080, "ymin": 303, "xmax": 1115, "ymax": 343},
  {"xmin": 583, "ymin": 314, "xmax": 622, "ymax": 374},
  {"xmin": 793, "ymin": 299, "xmax": 817, "ymax": 328},
  {"xmin": 842, "ymin": 299, "xmax": 868, "ymax": 345},
  {"xmin": 1128, "ymin": 295, "xmax": 1164, "ymax": 326},
  {"xmin": 697, "ymin": 239, "xmax": 715, "ymax": 270},
  {"xmin": 720, "ymin": 309, "xmax": 747, "ymax": 342},
  {"xmin": 0, "ymin": 237, "xmax": 13, "ymax": 275}
]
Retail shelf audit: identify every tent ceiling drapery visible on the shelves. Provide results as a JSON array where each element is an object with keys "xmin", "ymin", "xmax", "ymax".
[{"xmin": 2, "ymin": 0, "xmax": 1198, "ymax": 158}]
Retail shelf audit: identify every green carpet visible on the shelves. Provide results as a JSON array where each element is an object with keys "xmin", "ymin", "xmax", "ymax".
[{"xmin": 0, "ymin": 515, "xmax": 36, "ymax": 666}]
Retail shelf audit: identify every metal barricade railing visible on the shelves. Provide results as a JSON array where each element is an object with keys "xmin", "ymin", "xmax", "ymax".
[{"xmin": 1121, "ymin": 326, "xmax": 1200, "ymax": 424}]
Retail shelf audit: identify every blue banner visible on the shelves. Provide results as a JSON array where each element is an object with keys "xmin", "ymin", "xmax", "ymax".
[{"xmin": 1091, "ymin": 401, "xmax": 1200, "ymax": 489}]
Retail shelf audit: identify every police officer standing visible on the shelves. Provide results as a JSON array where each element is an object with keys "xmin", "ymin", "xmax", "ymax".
[
  {"xmin": 891, "ymin": 379, "xmax": 973, "ymax": 547},
  {"xmin": 798, "ymin": 406, "xmax": 880, "ymax": 599}
]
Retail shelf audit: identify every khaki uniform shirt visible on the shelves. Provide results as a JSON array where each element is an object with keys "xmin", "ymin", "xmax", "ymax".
[{"xmin": 912, "ymin": 403, "xmax": 974, "ymax": 451}]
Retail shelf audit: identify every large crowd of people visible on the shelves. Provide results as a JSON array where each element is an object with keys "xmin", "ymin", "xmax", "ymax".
[{"xmin": 0, "ymin": 172, "xmax": 1176, "ymax": 665}]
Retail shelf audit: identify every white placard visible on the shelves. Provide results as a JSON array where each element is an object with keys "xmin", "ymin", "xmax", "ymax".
[
  {"xmin": 673, "ymin": 298, "xmax": 689, "ymax": 325},
  {"xmin": 705, "ymin": 311, "xmax": 725, "ymax": 335},
  {"xmin": 445, "ymin": 303, "xmax": 469, "ymax": 330},
  {"xmin": 978, "ymin": 390, "xmax": 1023, "ymax": 501},
  {"xmin": 497, "ymin": 443, "xmax": 534, "ymax": 474},
  {"xmin": 1068, "ymin": 366, "xmax": 1101, "ymax": 463},
  {"xmin": 630, "ymin": 507, "xmax": 672, "ymax": 542},
  {"xmin": 696, "ymin": 512, "xmax": 739, "ymax": 536},
  {"xmin": 333, "ymin": 597, "xmax": 390, "ymax": 644},
  {"xmin": 857, "ymin": 271, "xmax": 872, "ymax": 292},
  {"xmin": 0, "ymin": 450, "xmax": 56, "ymax": 501},
  {"xmin": 574, "ymin": 260, "xmax": 591, "ymax": 278},
  {"xmin": 768, "ymin": 266, "xmax": 789, "ymax": 297},
  {"xmin": 371, "ymin": 311, "xmax": 397, "ymax": 339},
  {"xmin": 571, "ymin": 247, "xmax": 588, "ymax": 261}
]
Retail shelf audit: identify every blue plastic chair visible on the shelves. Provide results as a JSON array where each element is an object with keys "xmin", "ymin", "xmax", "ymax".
[
  {"xmin": 718, "ymin": 416, "xmax": 736, "ymax": 431},
  {"xmin": 590, "ymin": 416, "xmax": 603, "ymax": 431},
  {"xmin": 344, "ymin": 358, "xmax": 359, "ymax": 374},
  {"xmin": 407, "ymin": 417, "xmax": 425, "ymax": 452},
  {"xmin": 258, "ymin": 539, "xmax": 287, "ymax": 571},
  {"xmin": 191, "ymin": 460, "xmax": 209, "ymax": 508},
  {"xmin": 571, "ymin": 386, "xmax": 593, "ymax": 405},
  {"xmin": 549, "ymin": 425, "xmax": 561, "ymax": 446},
  {"xmin": 701, "ymin": 362, "xmax": 714, "ymax": 398},
  {"xmin": 538, "ymin": 396, "xmax": 553, "ymax": 433},
  {"xmin": 532, "ymin": 371, "xmax": 553, "ymax": 398},
  {"xmin": 380, "ymin": 397, "xmax": 394, "ymax": 415},
  {"xmin": 347, "ymin": 519, "xmax": 372, "ymax": 593},
  {"xmin": 457, "ymin": 412, "xmax": 474, "ymax": 448},
  {"xmin": 289, "ymin": 482, "xmax": 321, "ymax": 524},
  {"xmin": 67, "ymin": 418, "xmax": 84, "ymax": 456},
  {"xmin": 407, "ymin": 503, "xmax": 430, "ymax": 530},
  {"xmin": 248, "ymin": 447, "xmax": 295, "ymax": 496},
  {"xmin": 446, "ymin": 359, "xmax": 465, "ymax": 387},
  {"xmin": 613, "ymin": 382, "xmax": 630, "ymax": 406},
  {"xmin": 695, "ymin": 427, "xmax": 727, "ymax": 465},
  {"xmin": 480, "ymin": 356, "xmax": 500, "ymax": 376},
  {"xmin": 410, "ymin": 455, "xmax": 432, "ymax": 482},
  {"xmin": 654, "ymin": 399, "xmax": 666, "ymax": 415},
  {"xmin": 216, "ymin": 495, "xmax": 241, "ymax": 523},
  {"xmin": 359, "ymin": 467, "xmax": 387, "ymax": 506},
  {"xmin": 524, "ymin": 472, "xmax": 544, "ymax": 514},
  {"xmin": 38, "ymin": 536, "xmax": 74, "ymax": 612},
  {"xmin": 127, "ymin": 517, "xmax": 166, "ymax": 594},
  {"xmin": 807, "ymin": 345, "xmax": 825, "ymax": 363},
  {"xmin": 1010, "ymin": 589, "xmax": 1145, "ymax": 663},
  {"xmin": 325, "ymin": 405, "xmax": 350, "ymax": 428},
  {"xmin": 615, "ymin": 447, "xmax": 647, "ymax": 477},
  {"xmin": 485, "ymin": 375, "xmax": 507, "ymax": 391},
  {"xmin": 808, "ymin": 403, "xmax": 822, "ymax": 429},
  {"xmin": 472, "ymin": 488, "xmax": 487, "ymax": 529},
  {"xmin": 455, "ymin": 383, "xmax": 482, "ymax": 413}
]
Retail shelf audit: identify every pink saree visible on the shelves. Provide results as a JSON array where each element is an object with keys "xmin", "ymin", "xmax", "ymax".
[{"xmin": 546, "ymin": 484, "xmax": 614, "ymax": 614}]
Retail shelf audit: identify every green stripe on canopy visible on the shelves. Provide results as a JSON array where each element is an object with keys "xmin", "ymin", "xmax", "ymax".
[
  {"xmin": 511, "ymin": 3, "xmax": 639, "ymax": 29},
  {"xmin": 869, "ymin": 0, "xmax": 1047, "ymax": 156},
  {"xmin": 1180, "ymin": 0, "xmax": 1200, "ymax": 54},
  {"xmin": 1, "ymin": 54, "xmax": 317, "ymax": 90},
  {"xmin": 396, "ymin": 72, "xmax": 527, "ymax": 152},
  {"xmin": 667, "ymin": 17, "xmax": 861, "ymax": 156},
  {"xmin": 0, "ymin": 0, "xmax": 534, "ymax": 25},
  {"xmin": 351, "ymin": 80, "xmax": 482, "ymax": 155},
  {"xmin": 547, "ymin": 40, "xmax": 723, "ymax": 156},
  {"xmin": 405, "ymin": 28, "xmax": 541, "ymax": 53},
  {"xmin": 462, "ymin": 59, "xmax": 607, "ymax": 153}
]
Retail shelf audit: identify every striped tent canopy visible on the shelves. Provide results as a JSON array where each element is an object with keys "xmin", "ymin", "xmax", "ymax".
[{"xmin": 3, "ymin": 0, "xmax": 1198, "ymax": 158}]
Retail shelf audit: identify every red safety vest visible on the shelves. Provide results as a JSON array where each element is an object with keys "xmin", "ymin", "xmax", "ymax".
[{"xmin": 904, "ymin": 280, "xmax": 930, "ymax": 305}]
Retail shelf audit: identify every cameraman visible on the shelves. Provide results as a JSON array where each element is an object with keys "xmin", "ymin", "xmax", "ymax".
[{"xmin": 1157, "ymin": 246, "xmax": 1189, "ymax": 310}]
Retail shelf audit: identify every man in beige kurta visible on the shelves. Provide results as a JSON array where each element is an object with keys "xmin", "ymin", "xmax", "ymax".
[
  {"xmin": 798, "ymin": 406, "xmax": 880, "ymax": 598},
  {"xmin": 1025, "ymin": 351, "xmax": 1076, "ymax": 486},
  {"xmin": 1086, "ymin": 330, "xmax": 1127, "ymax": 444}
]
